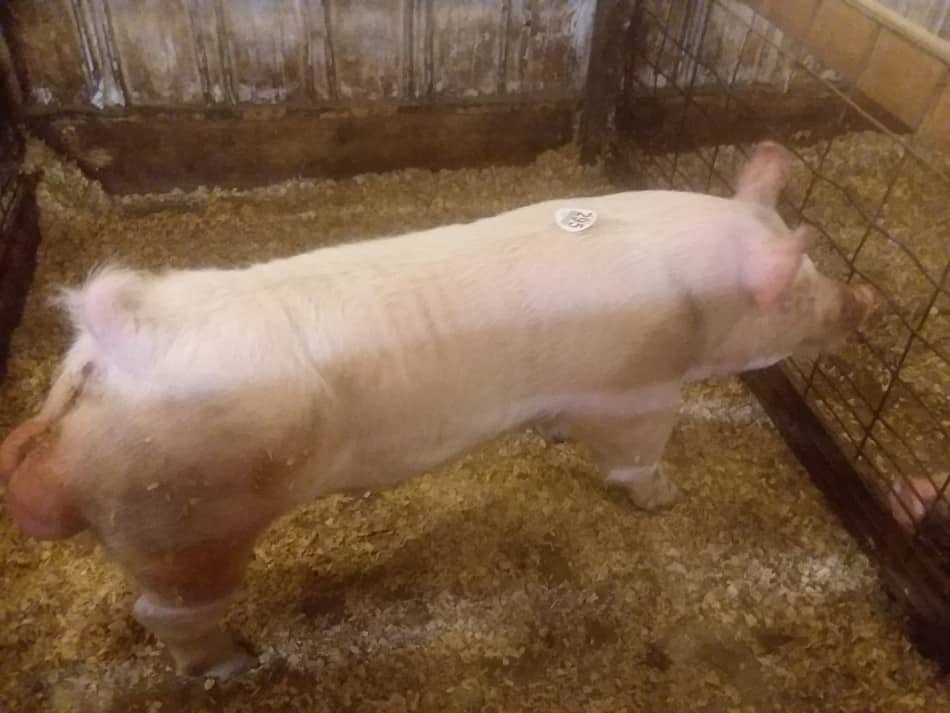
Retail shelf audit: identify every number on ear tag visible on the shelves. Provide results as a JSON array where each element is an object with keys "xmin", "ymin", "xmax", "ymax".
[{"xmin": 555, "ymin": 207, "xmax": 597, "ymax": 233}]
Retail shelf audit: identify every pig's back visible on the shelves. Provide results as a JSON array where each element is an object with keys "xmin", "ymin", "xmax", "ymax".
[
  {"xmin": 290, "ymin": 189, "xmax": 773, "ymax": 485},
  {"xmin": 67, "ymin": 190, "xmax": 771, "ymax": 400},
  {"xmin": 268, "ymin": 188, "xmax": 768, "ymax": 353}
]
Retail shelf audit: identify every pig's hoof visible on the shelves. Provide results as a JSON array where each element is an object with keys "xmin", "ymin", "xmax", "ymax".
[
  {"xmin": 202, "ymin": 650, "xmax": 259, "ymax": 680},
  {"xmin": 183, "ymin": 647, "xmax": 258, "ymax": 680},
  {"xmin": 176, "ymin": 637, "xmax": 259, "ymax": 680},
  {"xmin": 627, "ymin": 472, "xmax": 681, "ymax": 512}
]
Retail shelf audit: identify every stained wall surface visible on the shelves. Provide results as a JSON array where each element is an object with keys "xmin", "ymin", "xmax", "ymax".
[{"xmin": 9, "ymin": 0, "xmax": 597, "ymax": 112}]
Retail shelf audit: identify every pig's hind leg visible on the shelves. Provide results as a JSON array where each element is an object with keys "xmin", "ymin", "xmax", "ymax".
[{"xmin": 570, "ymin": 407, "xmax": 681, "ymax": 511}]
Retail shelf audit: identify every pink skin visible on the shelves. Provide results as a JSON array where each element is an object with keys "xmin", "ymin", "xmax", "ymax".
[
  {"xmin": 733, "ymin": 141, "xmax": 789, "ymax": 209},
  {"xmin": 0, "ymin": 417, "xmax": 49, "ymax": 483},
  {"xmin": 887, "ymin": 475, "xmax": 950, "ymax": 532},
  {"xmin": 1, "ymin": 417, "xmax": 86, "ymax": 540},
  {"xmin": 0, "ymin": 141, "xmax": 877, "ymax": 678}
]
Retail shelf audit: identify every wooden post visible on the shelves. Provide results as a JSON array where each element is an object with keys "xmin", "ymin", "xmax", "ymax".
[{"xmin": 578, "ymin": 0, "xmax": 638, "ymax": 164}]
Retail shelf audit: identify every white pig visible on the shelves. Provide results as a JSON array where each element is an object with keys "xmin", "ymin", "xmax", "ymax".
[{"xmin": 0, "ymin": 142, "xmax": 874, "ymax": 677}]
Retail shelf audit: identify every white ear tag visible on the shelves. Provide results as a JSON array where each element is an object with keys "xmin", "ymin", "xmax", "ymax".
[{"xmin": 555, "ymin": 207, "xmax": 597, "ymax": 234}]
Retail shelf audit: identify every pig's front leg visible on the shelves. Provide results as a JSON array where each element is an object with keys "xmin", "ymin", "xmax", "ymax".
[
  {"xmin": 609, "ymin": 461, "xmax": 680, "ymax": 511},
  {"xmin": 571, "ymin": 406, "xmax": 681, "ymax": 511},
  {"xmin": 117, "ymin": 531, "xmax": 262, "ymax": 678},
  {"xmin": 603, "ymin": 409, "xmax": 680, "ymax": 511},
  {"xmin": 133, "ymin": 594, "xmax": 255, "ymax": 678}
]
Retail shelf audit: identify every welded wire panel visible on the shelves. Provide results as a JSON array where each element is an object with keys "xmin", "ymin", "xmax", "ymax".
[{"xmin": 619, "ymin": 0, "xmax": 949, "ymax": 567}]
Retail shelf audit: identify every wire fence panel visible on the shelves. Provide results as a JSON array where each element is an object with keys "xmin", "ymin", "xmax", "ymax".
[{"xmin": 616, "ymin": 0, "xmax": 950, "ymax": 652}]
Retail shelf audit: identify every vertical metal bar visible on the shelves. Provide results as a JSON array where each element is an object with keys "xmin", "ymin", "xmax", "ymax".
[
  {"xmin": 497, "ymin": 0, "xmax": 512, "ymax": 95},
  {"xmin": 402, "ymin": 0, "xmax": 415, "ymax": 98},
  {"xmin": 185, "ymin": 0, "xmax": 214, "ymax": 104},
  {"xmin": 99, "ymin": 0, "xmax": 130, "ymax": 105},
  {"xmin": 652, "ymin": 1, "xmax": 676, "ymax": 95},
  {"xmin": 423, "ymin": 0, "xmax": 434, "ymax": 97},
  {"xmin": 704, "ymin": 0, "xmax": 754, "ymax": 193},
  {"xmin": 273, "ymin": 24, "xmax": 284, "ymax": 103},
  {"xmin": 212, "ymin": 0, "xmax": 237, "ymax": 105},
  {"xmin": 70, "ymin": 0, "xmax": 128, "ymax": 108},
  {"xmin": 515, "ymin": 0, "xmax": 537, "ymax": 92},
  {"xmin": 671, "ymin": 0, "xmax": 706, "ymax": 89},
  {"xmin": 670, "ymin": 0, "xmax": 710, "ymax": 185},
  {"xmin": 322, "ymin": 0, "xmax": 339, "ymax": 102},
  {"xmin": 298, "ymin": 0, "xmax": 315, "ymax": 104},
  {"xmin": 69, "ymin": 0, "xmax": 101, "ymax": 102}
]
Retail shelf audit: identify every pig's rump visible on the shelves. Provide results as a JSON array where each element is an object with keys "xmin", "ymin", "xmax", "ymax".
[{"xmin": 3, "ymin": 190, "xmax": 773, "ymax": 543}]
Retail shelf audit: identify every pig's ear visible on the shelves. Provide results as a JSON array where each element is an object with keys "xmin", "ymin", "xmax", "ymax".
[
  {"xmin": 734, "ymin": 141, "xmax": 790, "ymax": 208},
  {"xmin": 65, "ymin": 267, "xmax": 147, "ymax": 358},
  {"xmin": 742, "ymin": 227, "xmax": 808, "ymax": 308}
]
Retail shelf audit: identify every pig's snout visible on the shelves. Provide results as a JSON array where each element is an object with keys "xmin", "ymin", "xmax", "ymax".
[
  {"xmin": 801, "ymin": 283, "xmax": 877, "ymax": 358},
  {"xmin": 853, "ymin": 285, "xmax": 876, "ymax": 323},
  {"xmin": 1, "ymin": 420, "xmax": 87, "ymax": 540},
  {"xmin": 0, "ymin": 418, "xmax": 51, "ymax": 486},
  {"xmin": 841, "ymin": 285, "xmax": 876, "ymax": 331}
]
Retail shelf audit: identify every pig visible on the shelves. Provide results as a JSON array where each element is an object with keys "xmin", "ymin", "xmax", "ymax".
[{"xmin": 0, "ymin": 141, "xmax": 875, "ymax": 677}]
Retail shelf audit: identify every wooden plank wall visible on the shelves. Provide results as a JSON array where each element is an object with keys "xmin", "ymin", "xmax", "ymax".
[
  {"xmin": 1, "ymin": 0, "xmax": 599, "ymax": 193},
  {"xmin": 3, "ymin": 0, "xmax": 945, "ymax": 193},
  {"xmin": 7, "ymin": 0, "xmax": 596, "ymax": 112}
]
